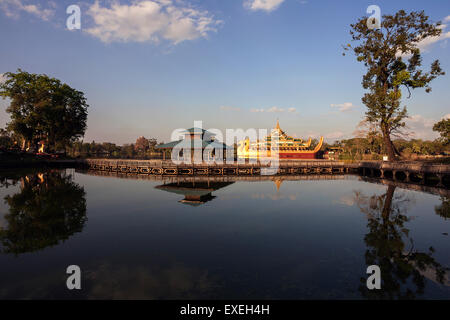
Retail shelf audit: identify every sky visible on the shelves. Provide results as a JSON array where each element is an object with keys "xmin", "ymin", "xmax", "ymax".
[{"xmin": 0, "ymin": 0, "xmax": 449, "ymax": 145}]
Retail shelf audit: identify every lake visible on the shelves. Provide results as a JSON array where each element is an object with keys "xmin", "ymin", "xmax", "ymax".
[{"xmin": 0, "ymin": 168, "xmax": 449, "ymax": 299}]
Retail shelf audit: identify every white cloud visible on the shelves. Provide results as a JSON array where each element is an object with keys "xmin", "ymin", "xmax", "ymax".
[
  {"xmin": 408, "ymin": 114, "xmax": 435, "ymax": 128},
  {"xmin": 325, "ymin": 131, "xmax": 344, "ymax": 139},
  {"xmin": 416, "ymin": 23, "xmax": 450, "ymax": 52},
  {"xmin": 85, "ymin": 0, "xmax": 221, "ymax": 44},
  {"xmin": 250, "ymin": 108, "xmax": 265, "ymax": 112},
  {"xmin": 250, "ymin": 106, "xmax": 297, "ymax": 113},
  {"xmin": 244, "ymin": 0, "xmax": 284, "ymax": 12},
  {"xmin": 0, "ymin": 73, "xmax": 7, "ymax": 84},
  {"xmin": 220, "ymin": 105, "xmax": 241, "ymax": 111},
  {"xmin": 267, "ymin": 106, "xmax": 284, "ymax": 113},
  {"xmin": 0, "ymin": 0, "xmax": 55, "ymax": 21},
  {"xmin": 330, "ymin": 102, "xmax": 357, "ymax": 112},
  {"xmin": 397, "ymin": 18, "xmax": 450, "ymax": 57},
  {"xmin": 405, "ymin": 114, "xmax": 439, "ymax": 140}
]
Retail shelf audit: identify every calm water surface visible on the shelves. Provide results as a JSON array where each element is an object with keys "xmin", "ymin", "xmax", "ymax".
[{"xmin": 0, "ymin": 169, "xmax": 449, "ymax": 299}]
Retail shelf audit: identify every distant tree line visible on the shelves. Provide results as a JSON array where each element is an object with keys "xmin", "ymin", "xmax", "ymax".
[
  {"xmin": 324, "ymin": 138, "xmax": 448, "ymax": 161},
  {"xmin": 323, "ymin": 117, "xmax": 450, "ymax": 161},
  {"xmin": 65, "ymin": 136, "xmax": 168, "ymax": 159}
]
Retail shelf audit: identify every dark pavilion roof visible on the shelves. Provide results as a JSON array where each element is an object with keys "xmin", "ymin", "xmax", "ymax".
[
  {"xmin": 155, "ymin": 128, "xmax": 231, "ymax": 149},
  {"xmin": 182, "ymin": 127, "xmax": 212, "ymax": 134},
  {"xmin": 156, "ymin": 140, "xmax": 231, "ymax": 149}
]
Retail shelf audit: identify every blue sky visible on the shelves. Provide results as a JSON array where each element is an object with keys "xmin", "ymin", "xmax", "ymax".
[{"xmin": 0, "ymin": 0, "xmax": 449, "ymax": 144}]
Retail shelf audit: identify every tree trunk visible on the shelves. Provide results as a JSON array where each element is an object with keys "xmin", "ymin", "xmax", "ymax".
[
  {"xmin": 382, "ymin": 185, "xmax": 396, "ymax": 220},
  {"xmin": 382, "ymin": 127, "xmax": 396, "ymax": 161}
]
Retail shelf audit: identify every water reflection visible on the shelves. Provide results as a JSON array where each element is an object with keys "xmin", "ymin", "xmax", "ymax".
[
  {"xmin": 0, "ymin": 170, "xmax": 87, "ymax": 255},
  {"xmin": 354, "ymin": 185, "xmax": 449, "ymax": 299},
  {"xmin": 155, "ymin": 181, "xmax": 234, "ymax": 206},
  {"xmin": 435, "ymin": 197, "xmax": 450, "ymax": 220},
  {"xmin": 0, "ymin": 169, "xmax": 448, "ymax": 299},
  {"xmin": 84, "ymin": 263, "xmax": 218, "ymax": 299}
]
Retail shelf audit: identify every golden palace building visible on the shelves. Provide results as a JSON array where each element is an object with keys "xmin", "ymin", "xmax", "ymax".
[{"xmin": 237, "ymin": 121, "xmax": 324, "ymax": 160}]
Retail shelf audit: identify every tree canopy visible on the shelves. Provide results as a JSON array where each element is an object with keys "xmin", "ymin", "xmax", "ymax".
[
  {"xmin": 345, "ymin": 10, "xmax": 445, "ymax": 160},
  {"xmin": 433, "ymin": 118, "xmax": 450, "ymax": 145},
  {"xmin": 0, "ymin": 70, "xmax": 89, "ymax": 152}
]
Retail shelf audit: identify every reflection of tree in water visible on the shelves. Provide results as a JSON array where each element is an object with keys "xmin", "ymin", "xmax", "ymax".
[
  {"xmin": 354, "ymin": 185, "xmax": 449, "ymax": 299},
  {"xmin": 435, "ymin": 197, "xmax": 450, "ymax": 220},
  {"xmin": 0, "ymin": 171, "xmax": 87, "ymax": 255}
]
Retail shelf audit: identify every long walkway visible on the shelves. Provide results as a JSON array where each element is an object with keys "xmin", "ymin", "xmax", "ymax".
[{"xmin": 81, "ymin": 159, "xmax": 449, "ymax": 186}]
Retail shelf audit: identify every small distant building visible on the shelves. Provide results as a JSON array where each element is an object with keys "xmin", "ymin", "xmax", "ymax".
[
  {"xmin": 324, "ymin": 147, "xmax": 344, "ymax": 160},
  {"xmin": 155, "ymin": 127, "xmax": 232, "ymax": 162}
]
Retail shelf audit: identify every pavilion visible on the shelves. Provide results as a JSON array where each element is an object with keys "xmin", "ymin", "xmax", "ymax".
[{"xmin": 156, "ymin": 127, "xmax": 232, "ymax": 162}]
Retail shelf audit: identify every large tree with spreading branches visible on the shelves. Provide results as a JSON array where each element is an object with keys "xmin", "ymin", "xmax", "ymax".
[
  {"xmin": 0, "ymin": 70, "xmax": 89, "ymax": 152},
  {"xmin": 345, "ymin": 10, "xmax": 445, "ymax": 161}
]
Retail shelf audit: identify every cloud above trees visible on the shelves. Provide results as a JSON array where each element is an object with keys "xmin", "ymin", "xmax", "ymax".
[
  {"xmin": 0, "ymin": 0, "xmax": 55, "ymax": 21},
  {"xmin": 330, "ymin": 102, "xmax": 358, "ymax": 112},
  {"xmin": 244, "ymin": 0, "xmax": 285, "ymax": 12},
  {"xmin": 250, "ymin": 106, "xmax": 297, "ymax": 113},
  {"xmin": 85, "ymin": 0, "xmax": 222, "ymax": 44}
]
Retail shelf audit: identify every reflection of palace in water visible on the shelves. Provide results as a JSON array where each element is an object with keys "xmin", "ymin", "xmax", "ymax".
[{"xmin": 154, "ymin": 178, "xmax": 294, "ymax": 205}]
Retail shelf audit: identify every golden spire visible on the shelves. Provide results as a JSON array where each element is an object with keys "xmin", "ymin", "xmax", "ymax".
[{"xmin": 276, "ymin": 119, "xmax": 280, "ymax": 130}]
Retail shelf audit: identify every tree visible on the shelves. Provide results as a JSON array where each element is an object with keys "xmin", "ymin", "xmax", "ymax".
[
  {"xmin": 148, "ymin": 138, "xmax": 157, "ymax": 151},
  {"xmin": 345, "ymin": 10, "xmax": 445, "ymax": 161},
  {"xmin": 435, "ymin": 197, "xmax": 450, "ymax": 220},
  {"xmin": 0, "ymin": 128, "xmax": 13, "ymax": 150},
  {"xmin": 354, "ymin": 120, "xmax": 383, "ymax": 154},
  {"xmin": 134, "ymin": 136, "xmax": 149, "ymax": 152},
  {"xmin": 433, "ymin": 117, "xmax": 450, "ymax": 145},
  {"xmin": 0, "ymin": 70, "xmax": 89, "ymax": 152}
]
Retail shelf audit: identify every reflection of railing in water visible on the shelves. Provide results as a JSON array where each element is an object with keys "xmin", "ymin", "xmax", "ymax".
[
  {"xmin": 77, "ymin": 169, "xmax": 350, "ymax": 183},
  {"xmin": 81, "ymin": 159, "xmax": 359, "ymax": 176},
  {"xmin": 78, "ymin": 168, "xmax": 450, "ymax": 198},
  {"xmin": 360, "ymin": 176, "xmax": 450, "ymax": 198},
  {"xmin": 78, "ymin": 170, "xmax": 351, "ymax": 205}
]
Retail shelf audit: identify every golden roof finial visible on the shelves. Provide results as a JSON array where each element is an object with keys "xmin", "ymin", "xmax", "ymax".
[{"xmin": 276, "ymin": 119, "xmax": 280, "ymax": 130}]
